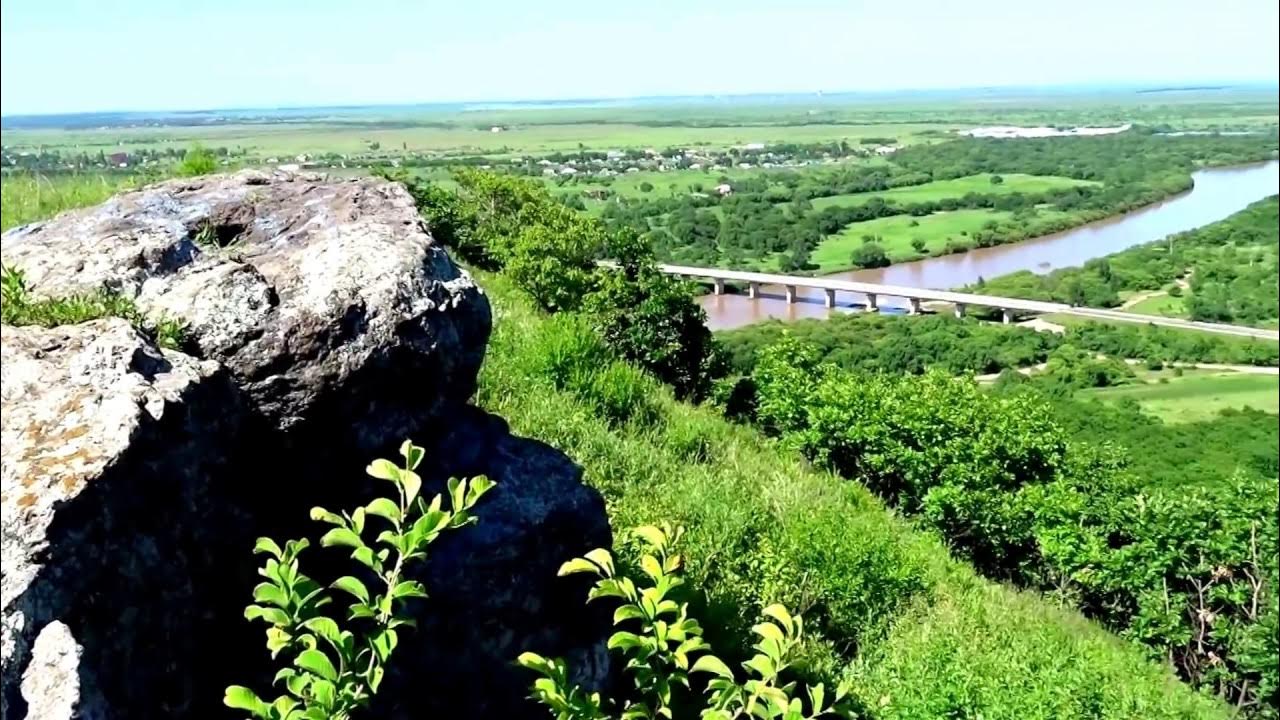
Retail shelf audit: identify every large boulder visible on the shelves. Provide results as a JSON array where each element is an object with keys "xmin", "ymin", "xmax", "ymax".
[
  {"xmin": 1, "ymin": 170, "xmax": 491, "ymax": 452},
  {"xmin": 1, "ymin": 173, "xmax": 610, "ymax": 719},
  {"xmin": 1, "ymin": 320, "xmax": 251, "ymax": 719}
]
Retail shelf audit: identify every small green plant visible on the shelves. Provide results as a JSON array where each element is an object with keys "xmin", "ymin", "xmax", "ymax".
[
  {"xmin": 1, "ymin": 264, "xmax": 186, "ymax": 349},
  {"xmin": 224, "ymin": 440, "xmax": 494, "ymax": 720},
  {"xmin": 177, "ymin": 143, "xmax": 219, "ymax": 177},
  {"xmin": 519, "ymin": 525, "xmax": 854, "ymax": 719}
]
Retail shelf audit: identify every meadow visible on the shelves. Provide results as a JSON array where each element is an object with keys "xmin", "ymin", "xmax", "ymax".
[
  {"xmin": 809, "ymin": 173, "xmax": 1097, "ymax": 210},
  {"xmin": 1080, "ymin": 369, "xmax": 1280, "ymax": 421},
  {"xmin": 810, "ymin": 207, "xmax": 1078, "ymax": 270}
]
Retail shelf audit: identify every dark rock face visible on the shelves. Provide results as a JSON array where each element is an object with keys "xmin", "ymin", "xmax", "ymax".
[
  {"xmin": 0, "ymin": 173, "xmax": 610, "ymax": 720},
  {"xmin": 1, "ymin": 320, "xmax": 254, "ymax": 719}
]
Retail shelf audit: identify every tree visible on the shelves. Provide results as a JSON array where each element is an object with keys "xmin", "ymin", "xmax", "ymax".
[
  {"xmin": 584, "ymin": 260, "xmax": 723, "ymax": 400},
  {"xmin": 990, "ymin": 174, "xmax": 1004, "ymax": 185},
  {"xmin": 910, "ymin": 237, "xmax": 928, "ymax": 254},
  {"xmin": 849, "ymin": 242, "xmax": 889, "ymax": 269},
  {"xmin": 638, "ymin": 181, "xmax": 654, "ymax": 193},
  {"xmin": 503, "ymin": 204, "xmax": 604, "ymax": 313}
]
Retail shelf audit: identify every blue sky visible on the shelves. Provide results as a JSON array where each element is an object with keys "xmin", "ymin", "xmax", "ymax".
[{"xmin": 2, "ymin": 0, "xmax": 1277, "ymax": 115}]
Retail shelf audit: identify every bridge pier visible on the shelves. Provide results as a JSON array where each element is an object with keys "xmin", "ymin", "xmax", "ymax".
[
  {"xmin": 865, "ymin": 293, "xmax": 878, "ymax": 312},
  {"xmin": 713, "ymin": 278, "xmax": 725, "ymax": 295},
  {"xmin": 908, "ymin": 297, "xmax": 922, "ymax": 315},
  {"xmin": 784, "ymin": 285, "xmax": 797, "ymax": 304},
  {"xmin": 748, "ymin": 282, "xmax": 761, "ymax": 299},
  {"xmin": 823, "ymin": 288, "xmax": 836, "ymax": 308},
  {"xmin": 954, "ymin": 303, "xmax": 967, "ymax": 319},
  {"xmin": 1001, "ymin": 308, "xmax": 1014, "ymax": 324}
]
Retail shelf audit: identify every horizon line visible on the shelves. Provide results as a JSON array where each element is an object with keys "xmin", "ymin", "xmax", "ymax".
[{"xmin": 3, "ymin": 79, "xmax": 1277, "ymax": 121}]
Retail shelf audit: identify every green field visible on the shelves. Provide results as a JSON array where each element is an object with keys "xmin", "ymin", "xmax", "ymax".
[
  {"xmin": 1126, "ymin": 292, "xmax": 1187, "ymax": 318},
  {"xmin": 1080, "ymin": 370, "xmax": 1279, "ymax": 421},
  {"xmin": 811, "ymin": 208, "xmax": 1077, "ymax": 271},
  {"xmin": 2, "ymin": 121, "xmax": 954, "ymax": 160},
  {"xmin": 811, "ymin": 173, "xmax": 1098, "ymax": 210}
]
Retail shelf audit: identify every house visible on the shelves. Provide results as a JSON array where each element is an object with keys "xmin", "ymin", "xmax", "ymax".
[
  {"xmin": 715, "ymin": 183, "xmax": 733, "ymax": 196},
  {"xmin": 108, "ymin": 152, "xmax": 129, "ymax": 165},
  {"xmin": 606, "ymin": 149, "xmax": 625, "ymax": 160},
  {"xmin": 490, "ymin": 126, "xmax": 504, "ymax": 133},
  {"xmin": 874, "ymin": 145, "xmax": 898, "ymax": 156},
  {"xmin": 559, "ymin": 166, "xmax": 578, "ymax": 175},
  {"xmin": 743, "ymin": 142, "xmax": 766, "ymax": 151}
]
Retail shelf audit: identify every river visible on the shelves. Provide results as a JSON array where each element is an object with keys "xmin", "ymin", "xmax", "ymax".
[{"xmin": 699, "ymin": 161, "xmax": 1280, "ymax": 330}]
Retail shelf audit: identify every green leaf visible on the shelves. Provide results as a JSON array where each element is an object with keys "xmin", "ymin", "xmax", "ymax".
[
  {"xmin": 253, "ymin": 538, "xmax": 284, "ymax": 559},
  {"xmin": 640, "ymin": 554, "xmax": 664, "ymax": 581},
  {"xmin": 752, "ymin": 622, "xmax": 785, "ymax": 645},
  {"xmin": 614, "ymin": 604, "xmax": 647, "ymax": 624},
  {"xmin": 367, "ymin": 459, "xmax": 401, "ymax": 482},
  {"xmin": 632, "ymin": 525, "xmax": 667, "ymax": 550},
  {"xmin": 467, "ymin": 475, "xmax": 495, "ymax": 503},
  {"xmin": 400, "ymin": 440, "xmax": 425, "ymax": 470},
  {"xmin": 402, "ymin": 470, "xmax": 423, "ymax": 505},
  {"xmin": 319, "ymin": 527, "xmax": 365, "ymax": 550},
  {"xmin": 392, "ymin": 580, "xmax": 428, "ymax": 600},
  {"xmin": 607, "ymin": 631, "xmax": 645, "ymax": 651},
  {"xmin": 308, "ymin": 507, "xmax": 344, "ymax": 526},
  {"xmin": 584, "ymin": 548, "xmax": 616, "ymax": 577},
  {"xmin": 331, "ymin": 576, "xmax": 370, "ymax": 604},
  {"xmin": 558, "ymin": 557, "xmax": 603, "ymax": 576},
  {"xmin": 294, "ymin": 649, "xmax": 338, "ymax": 681},
  {"xmin": 301, "ymin": 617, "xmax": 343, "ymax": 648},
  {"xmin": 252, "ymin": 582, "xmax": 289, "ymax": 608},
  {"xmin": 760, "ymin": 604, "xmax": 794, "ymax": 634},
  {"xmin": 447, "ymin": 476, "xmax": 465, "ymax": 511},
  {"xmin": 691, "ymin": 654, "xmax": 735, "ymax": 679},
  {"xmin": 365, "ymin": 497, "xmax": 401, "ymax": 524},
  {"xmin": 352, "ymin": 546, "xmax": 383, "ymax": 573},
  {"xmin": 223, "ymin": 685, "xmax": 271, "ymax": 717}
]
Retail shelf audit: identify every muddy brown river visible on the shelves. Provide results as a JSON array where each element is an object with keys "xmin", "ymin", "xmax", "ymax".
[{"xmin": 699, "ymin": 161, "xmax": 1280, "ymax": 330}]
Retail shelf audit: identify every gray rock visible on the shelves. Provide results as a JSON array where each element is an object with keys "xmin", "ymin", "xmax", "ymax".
[
  {"xmin": 1, "ymin": 174, "xmax": 610, "ymax": 719},
  {"xmin": 1, "ymin": 170, "xmax": 492, "ymax": 452},
  {"xmin": 1, "ymin": 320, "xmax": 251, "ymax": 719}
]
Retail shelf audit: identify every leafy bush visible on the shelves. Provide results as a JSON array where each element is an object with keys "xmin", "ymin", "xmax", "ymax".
[
  {"xmin": 177, "ymin": 143, "xmax": 219, "ymax": 177},
  {"xmin": 2, "ymin": 264, "xmax": 186, "ymax": 348},
  {"xmin": 748, "ymin": 333, "xmax": 1278, "ymax": 711},
  {"xmin": 224, "ymin": 441, "xmax": 493, "ymax": 719},
  {"xmin": 849, "ymin": 242, "xmax": 888, "ymax": 269},
  {"xmin": 520, "ymin": 525, "xmax": 856, "ymax": 719}
]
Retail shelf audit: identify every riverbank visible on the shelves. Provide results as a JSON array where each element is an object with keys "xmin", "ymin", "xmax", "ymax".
[{"xmin": 699, "ymin": 161, "xmax": 1280, "ymax": 330}]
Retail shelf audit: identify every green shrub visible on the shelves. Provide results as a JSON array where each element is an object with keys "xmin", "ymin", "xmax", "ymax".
[
  {"xmin": 520, "ymin": 525, "xmax": 857, "ymax": 719},
  {"xmin": 748, "ymin": 332, "xmax": 1277, "ymax": 712},
  {"xmin": 582, "ymin": 362, "xmax": 661, "ymax": 428},
  {"xmin": 177, "ymin": 143, "xmax": 219, "ymax": 177},
  {"xmin": 224, "ymin": 441, "xmax": 494, "ymax": 719}
]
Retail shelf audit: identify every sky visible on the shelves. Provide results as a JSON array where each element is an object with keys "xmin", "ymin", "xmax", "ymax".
[{"xmin": 2, "ymin": 0, "xmax": 1278, "ymax": 115}]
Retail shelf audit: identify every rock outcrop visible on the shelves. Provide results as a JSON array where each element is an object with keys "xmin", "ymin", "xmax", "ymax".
[
  {"xmin": 2, "ymin": 170, "xmax": 491, "ymax": 452},
  {"xmin": 1, "ymin": 172, "xmax": 610, "ymax": 719}
]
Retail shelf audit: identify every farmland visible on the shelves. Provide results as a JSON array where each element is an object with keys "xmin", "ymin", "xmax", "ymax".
[{"xmin": 810, "ymin": 173, "xmax": 1097, "ymax": 210}]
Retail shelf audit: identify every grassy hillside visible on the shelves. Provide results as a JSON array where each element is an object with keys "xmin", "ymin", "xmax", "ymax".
[{"xmin": 472, "ymin": 269, "xmax": 1226, "ymax": 719}]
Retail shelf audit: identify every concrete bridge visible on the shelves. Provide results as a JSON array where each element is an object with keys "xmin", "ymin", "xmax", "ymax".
[{"xmin": 654, "ymin": 264, "xmax": 1280, "ymax": 341}]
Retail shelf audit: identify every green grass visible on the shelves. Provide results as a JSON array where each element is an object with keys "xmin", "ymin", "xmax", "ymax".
[
  {"xmin": 1080, "ymin": 371, "xmax": 1279, "ymax": 422},
  {"xmin": 1126, "ymin": 292, "xmax": 1188, "ymax": 319},
  {"xmin": 810, "ymin": 173, "xmax": 1097, "ymax": 210},
  {"xmin": 1, "ymin": 173, "xmax": 141, "ymax": 232},
  {"xmin": 810, "ymin": 208, "xmax": 1077, "ymax": 271},
  {"xmin": 473, "ymin": 269, "xmax": 1227, "ymax": 719}
]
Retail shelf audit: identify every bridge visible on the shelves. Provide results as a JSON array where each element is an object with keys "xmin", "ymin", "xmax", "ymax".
[{"xmin": 653, "ymin": 264, "xmax": 1280, "ymax": 341}]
